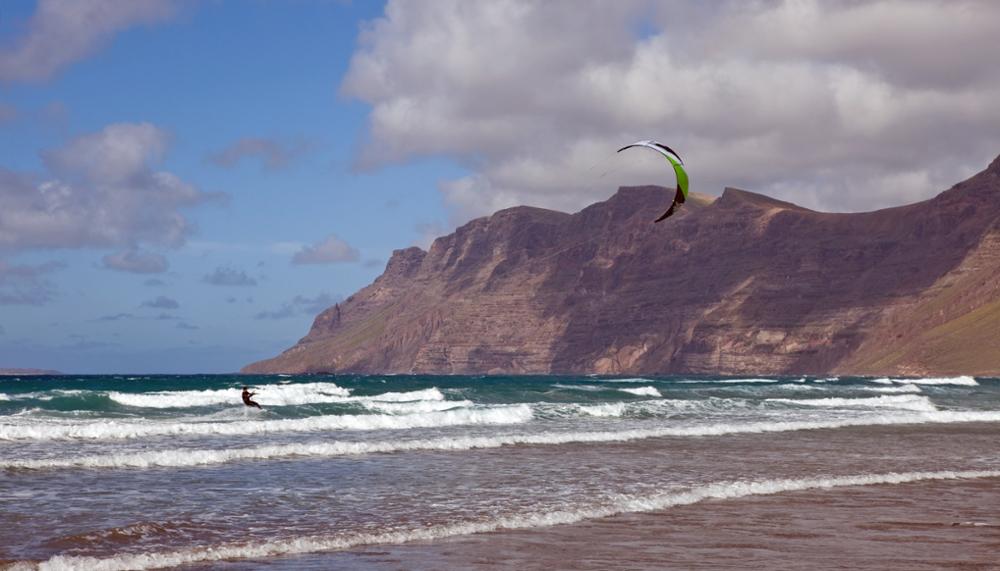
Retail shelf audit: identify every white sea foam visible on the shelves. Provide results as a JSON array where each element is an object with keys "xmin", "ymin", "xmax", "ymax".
[
  {"xmin": 539, "ymin": 398, "xmax": 749, "ymax": 420},
  {"xmin": 552, "ymin": 384, "xmax": 606, "ymax": 392},
  {"xmin": 107, "ymin": 385, "xmax": 447, "ymax": 409},
  {"xmin": 599, "ymin": 378, "xmax": 658, "ymax": 384},
  {"xmin": 363, "ymin": 399, "xmax": 472, "ymax": 414},
  {"xmin": 0, "ymin": 404, "xmax": 532, "ymax": 441},
  {"xmin": 361, "ymin": 388, "xmax": 444, "ymax": 402},
  {"xmin": 894, "ymin": 376, "xmax": 979, "ymax": 386},
  {"xmin": 578, "ymin": 403, "xmax": 627, "ymax": 417},
  {"xmin": 8, "ymin": 410, "xmax": 1000, "ymax": 471},
  {"xmin": 27, "ymin": 469, "xmax": 1000, "ymax": 570},
  {"xmin": 868, "ymin": 376, "xmax": 978, "ymax": 386},
  {"xmin": 1, "ymin": 389, "xmax": 86, "ymax": 402},
  {"xmin": 619, "ymin": 386, "xmax": 662, "ymax": 397},
  {"xmin": 108, "ymin": 382, "xmax": 352, "ymax": 408},
  {"xmin": 767, "ymin": 394, "xmax": 936, "ymax": 412}
]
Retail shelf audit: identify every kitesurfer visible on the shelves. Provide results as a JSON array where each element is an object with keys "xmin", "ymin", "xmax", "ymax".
[{"xmin": 241, "ymin": 386, "xmax": 262, "ymax": 409}]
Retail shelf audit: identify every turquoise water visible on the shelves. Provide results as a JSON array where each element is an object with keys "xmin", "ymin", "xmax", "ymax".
[{"xmin": 1, "ymin": 374, "xmax": 998, "ymax": 569}]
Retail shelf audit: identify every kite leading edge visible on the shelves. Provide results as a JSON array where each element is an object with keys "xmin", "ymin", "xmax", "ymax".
[{"xmin": 617, "ymin": 140, "xmax": 689, "ymax": 222}]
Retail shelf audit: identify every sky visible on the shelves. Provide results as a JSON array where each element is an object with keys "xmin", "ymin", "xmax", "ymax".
[{"xmin": 1, "ymin": 0, "xmax": 998, "ymax": 373}]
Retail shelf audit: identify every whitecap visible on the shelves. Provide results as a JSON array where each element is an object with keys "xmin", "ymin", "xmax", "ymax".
[
  {"xmin": 9, "ymin": 410, "xmax": 1000, "ymax": 469},
  {"xmin": 0, "ymin": 404, "xmax": 532, "ymax": 441},
  {"xmin": 767, "ymin": 395, "xmax": 937, "ymax": 412},
  {"xmin": 618, "ymin": 386, "xmax": 662, "ymax": 397},
  {"xmin": 895, "ymin": 376, "xmax": 979, "ymax": 386},
  {"xmin": 363, "ymin": 399, "xmax": 472, "ymax": 414},
  {"xmin": 578, "ymin": 403, "xmax": 627, "ymax": 417},
  {"xmin": 108, "ymin": 382, "xmax": 352, "ymax": 408}
]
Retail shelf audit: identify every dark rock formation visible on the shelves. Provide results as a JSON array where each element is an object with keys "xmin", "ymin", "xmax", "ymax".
[{"xmin": 245, "ymin": 156, "xmax": 1000, "ymax": 376}]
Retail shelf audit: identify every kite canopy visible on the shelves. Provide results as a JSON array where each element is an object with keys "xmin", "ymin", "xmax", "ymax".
[{"xmin": 617, "ymin": 140, "xmax": 689, "ymax": 222}]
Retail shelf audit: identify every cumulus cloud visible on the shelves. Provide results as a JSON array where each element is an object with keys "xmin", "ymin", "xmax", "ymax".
[
  {"xmin": 0, "ymin": 259, "xmax": 64, "ymax": 305},
  {"xmin": 342, "ymin": 0, "xmax": 1000, "ymax": 220},
  {"xmin": 0, "ymin": 0, "xmax": 176, "ymax": 82},
  {"xmin": 254, "ymin": 292, "xmax": 341, "ymax": 320},
  {"xmin": 0, "ymin": 123, "xmax": 216, "ymax": 254},
  {"xmin": 101, "ymin": 249, "xmax": 169, "ymax": 274},
  {"xmin": 207, "ymin": 137, "xmax": 313, "ymax": 170},
  {"xmin": 202, "ymin": 266, "xmax": 257, "ymax": 287},
  {"xmin": 291, "ymin": 235, "xmax": 360, "ymax": 265},
  {"xmin": 141, "ymin": 295, "xmax": 179, "ymax": 310}
]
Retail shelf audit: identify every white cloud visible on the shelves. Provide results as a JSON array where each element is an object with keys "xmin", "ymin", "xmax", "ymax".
[
  {"xmin": 291, "ymin": 234, "xmax": 360, "ymax": 265},
  {"xmin": 0, "ymin": 0, "xmax": 176, "ymax": 83},
  {"xmin": 342, "ymin": 0, "xmax": 1000, "ymax": 223},
  {"xmin": 0, "ymin": 122, "xmax": 216, "ymax": 253}
]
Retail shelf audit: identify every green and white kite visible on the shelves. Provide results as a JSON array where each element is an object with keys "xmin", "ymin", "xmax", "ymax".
[{"xmin": 617, "ymin": 140, "xmax": 689, "ymax": 222}]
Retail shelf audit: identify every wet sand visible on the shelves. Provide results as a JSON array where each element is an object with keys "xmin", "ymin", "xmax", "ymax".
[
  {"xmin": 261, "ymin": 478, "xmax": 1000, "ymax": 570},
  {"xmin": 184, "ymin": 422, "xmax": 1000, "ymax": 571}
]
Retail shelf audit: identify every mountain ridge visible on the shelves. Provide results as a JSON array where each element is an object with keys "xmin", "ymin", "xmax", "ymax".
[{"xmin": 245, "ymin": 156, "xmax": 1000, "ymax": 376}]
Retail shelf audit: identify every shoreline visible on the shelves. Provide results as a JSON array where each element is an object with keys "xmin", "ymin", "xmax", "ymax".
[{"xmin": 247, "ymin": 477, "xmax": 1000, "ymax": 571}]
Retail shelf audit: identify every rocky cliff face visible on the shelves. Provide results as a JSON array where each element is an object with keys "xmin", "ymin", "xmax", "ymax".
[{"xmin": 245, "ymin": 156, "xmax": 1000, "ymax": 376}]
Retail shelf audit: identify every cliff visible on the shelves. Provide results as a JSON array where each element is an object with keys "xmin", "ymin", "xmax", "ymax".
[{"xmin": 245, "ymin": 156, "xmax": 1000, "ymax": 376}]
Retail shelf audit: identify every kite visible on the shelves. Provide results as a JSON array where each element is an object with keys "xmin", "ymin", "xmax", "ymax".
[{"xmin": 617, "ymin": 140, "xmax": 689, "ymax": 222}]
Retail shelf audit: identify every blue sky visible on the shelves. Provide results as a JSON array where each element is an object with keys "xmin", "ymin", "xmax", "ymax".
[
  {"xmin": 0, "ymin": 0, "xmax": 463, "ymax": 372},
  {"xmin": 1, "ymin": 1, "xmax": 998, "ymax": 373}
]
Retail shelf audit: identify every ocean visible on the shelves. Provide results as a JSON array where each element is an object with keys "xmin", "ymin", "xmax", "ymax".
[{"xmin": 1, "ymin": 374, "xmax": 998, "ymax": 570}]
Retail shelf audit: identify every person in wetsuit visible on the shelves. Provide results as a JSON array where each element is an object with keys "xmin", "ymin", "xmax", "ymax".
[{"xmin": 241, "ymin": 386, "xmax": 262, "ymax": 409}]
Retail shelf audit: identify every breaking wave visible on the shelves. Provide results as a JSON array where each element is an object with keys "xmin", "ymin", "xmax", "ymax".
[
  {"xmin": 23, "ymin": 469, "xmax": 1000, "ymax": 570},
  {"xmin": 893, "ymin": 376, "xmax": 979, "ymax": 386},
  {"xmin": 869, "ymin": 376, "xmax": 978, "ymax": 387},
  {"xmin": 7, "ymin": 410, "xmax": 1000, "ymax": 471},
  {"xmin": 618, "ymin": 386, "xmax": 662, "ymax": 397},
  {"xmin": 0, "ymin": 404, "xmax": 532, "ymax": 441},
  {"xmin": 362, "ymin": 399, "xmax": 472, "ymax": 414},
  {"xmin": 578, "ymin": 403, "xmax": 627, "ymax": 417},
  {"xmin": 107, "ymin": 382, "xmax": 352, "ymax": 408},
  {"xmin": 767, "ymin": 395, "xmax": 937, "ymax": 412},
  {"xmin": 106, "ymin": 385, "xmax": 444, "ymax": 409}
]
